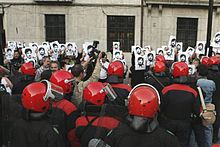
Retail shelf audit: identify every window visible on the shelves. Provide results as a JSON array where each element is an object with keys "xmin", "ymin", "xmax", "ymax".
[
  {"xmin": 176, "ymin": 17, "xmax": 198, "ymax": 51},
  {"xmin": 0, "ymin": 14, "xmax": 4, "ymax": 65},
  {"xmin": 45, "ymin": 14, "xmax": 65, "ymax": 43},
  {"xmin": 0, "ymin": 14, "xmax": 5, "ymax": 48},
  {"xmin": 107, "ymin": 16, "xmax": 135, "ymax": 52}
]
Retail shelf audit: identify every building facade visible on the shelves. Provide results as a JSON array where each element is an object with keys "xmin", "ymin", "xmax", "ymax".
[{"xmin": 0, "ymin": 0, "xmax": 220, "ymax": 65}]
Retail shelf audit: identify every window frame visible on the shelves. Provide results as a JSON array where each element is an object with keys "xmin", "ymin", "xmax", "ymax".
[
  {"xmin": 107, "ymin": 15, "xmax": 135, "ymax": 52},
  {"xmin": 45, "ymin": 14, "xmax": 66, "ymax": 43},
  {"xmin": 176, "ymin": 17, "xmax": 198, "ymax": 51}
]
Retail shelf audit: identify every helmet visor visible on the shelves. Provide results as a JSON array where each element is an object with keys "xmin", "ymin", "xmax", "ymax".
[
  {"xmin": 101, "ymin": 83, "xmax": 117, "ymax": 101},
  {"xmin": 41, "ymin": 80, "xmax": 64, "ymax": 101}
]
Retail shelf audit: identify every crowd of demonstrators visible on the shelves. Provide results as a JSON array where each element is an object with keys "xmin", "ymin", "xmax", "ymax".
[{"xmin": 2, "ymin": 40, "xmax": 220, "ymax": 147}]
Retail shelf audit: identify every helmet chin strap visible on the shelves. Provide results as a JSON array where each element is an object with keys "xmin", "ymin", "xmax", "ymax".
[{"xmin": 130, "ymin": 114, "xmax": 159, "ymax": 133}]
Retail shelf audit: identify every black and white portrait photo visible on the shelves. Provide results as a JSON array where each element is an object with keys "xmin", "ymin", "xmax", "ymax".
[
  {"xmin": 135, "ymin": 54, "xmax": 146, "ymax": 70},
  {"xmin": 196, "ymin": 41, "xmax": 206, "ymax": 55},
  {"xmin": 113, "ymin": 42, "xmax": 120, "ymax": 50},
  {"xmin": 24, "ymin": 48, "xmax": 33, "ymax": 59},
  {"xmin": 50, "ymin": 42, "xmax": 60, "ymax": 61},
  {"xmin": 188, "ymin": 65, "xmax": 196, "ymax": 75},
  {"xmin": 178, "ymin": 52, "xmax": 189, "ymax": 64},
  {"xmin": 157, "ymin": 48, "xmax": 164, "ymax": 55},
  {"xmin": 29, "ymin": 43, "xmax": 38, "ymax": 52},
  {"xmin": 37, "ymin": 45, "xmax": 48, "ymax": 61},
  {"xmin": 7, "ymin": 41, "xmax": 17, "ymax": 50},
  {"xmin": 176, "ymin": 42, "xmax": 183, "ymax": 53},
  {"xmin": 60, "ymin": 44, "xmax": 66, "ymax": 54},
  {"xmin": 51, "ymin": 42, "xmax": 59, "ymax": 53},
  {"xmin": 83, "ymin": 42, "xmax": 93, "ymax": 54},
  {"xmin": 22, "ymin": 47, "xmax": 36, "ymax": 63},
  {"xmin": 42, "ymin": 42, "xmax": 50, "ymax": 50},
  {"xmin": 168, "ymin": 36, "xmax": 176, "ymax": 48},
  {"xmin": 5, "ymin": 48, "xmax": 14, "ymax": 60},
  {"xmin": 66, "ymin": 43, "xmax": 74, "ymax": 56},
  {"xmin": 66, "ymin": 42, "xmax": 78, "ymax": 57},
  {"xmin": 113, "ymin": 50, "xmax": 122, "ymax": 60},
  {"xmin": 17, "ymin": 42, "xmax": 24, "ymax": 49},
  {"xmin": 186, "ymin": 47, "xmax": 195, "ymax": 57},
  {"xmin": 137, "ymin": 57, "xmax": 144, "ymax": 67},
  {"xmin": 135, "ymin": 46, "xmax": 142, "ymax": 55},
  {"xmin": 213, "ymin": 32, "xmax": 220, "ymax": 47},
  {"xmin": 146, "ymin": 51, "xmax": 156, "ymax": 66},
  {"xmin": 87, "ymin": 45, "xmax": 94, "ymax": 57},
  {"xmin": 165, "ymin": 47, "xmax": 175, "ymax": 61}
]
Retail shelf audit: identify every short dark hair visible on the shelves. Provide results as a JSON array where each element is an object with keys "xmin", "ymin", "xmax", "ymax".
[
  {"xmin": 138, "ymin": 57, "xmax": 143, "ymax": 61},
  {"xmin": 67, "ymin": 44, "xmax": 73, "ymax": 47},
  {"xmin": 53, "ymin": 43, "xmax": 58, "ymax": 48},
  {"xmin": 136, "ymin": 47, "xmax": 140, "ymax": 50},
  {"xmin": 115, "ymin": 52, "xmax": 120, "ymax": 55},
  {"xmin": 7, "ymin": 48, "xmax": 12, "ymax": 52},
  {"xmin": 198, "ymin": 43, "xmax": 203, "ymax": 47},
  {"xmin": 71, "ymin": 64, "xmax": 84, "ymax": 77},
  {"xmin": 25, "ymin": 48, "xmax": 32, "ymax": 54},
  {"xmin": 39, "ymin": 47, "xmax": 45, "ymax": 51},
  {"xmin": 197, "ymin": 64, "xmax": 208, "ymax": 76},
  {"xmin": 101, "ymin": 52, "xmax": 107, "ymax": 58},
  {"xmin": 148, "ymin": 53, "xmax": 153, "ymax": 57},
  {"xmin": 215, "ymin": 33, "xmax": 220, "ymax": 38},
  {"xmin": 50, "ymin": 61, "xmax": 60, "ymax": 69},
  {"xmin": 171, "ymin": 38, "xmax": 176, "ymax": 42},
  {"xmin": 180, "ymin": 54, "xmax": 186, "ymax": 58}
]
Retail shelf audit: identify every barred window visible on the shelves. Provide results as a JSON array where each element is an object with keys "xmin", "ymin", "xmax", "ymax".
[
  {"xmin": 107, "ymin": 16, "xmax": 135, "ymax": 52},
  {"xmin": 176, "ymin": 17, "xmax": 198, "ymax": 51},
  {"xmin": 45, "ymin": 14, "xmax": 65, "ymax": 43}
]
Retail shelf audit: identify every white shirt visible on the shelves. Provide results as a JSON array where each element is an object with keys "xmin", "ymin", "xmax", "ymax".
[{"xmin": 99, "ymin": 61, "xmax": 109, "ymax": 80}]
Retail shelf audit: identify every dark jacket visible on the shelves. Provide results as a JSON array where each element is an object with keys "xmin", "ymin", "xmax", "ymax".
[
  {"xmin": 160, "ymin": 83, "xmax": 200, "ymax": 120},
  {"xmin": 51, "ymin": 98, "xmax": 79, "ymax": 147},
  {"xmin": 12, "ymin": 75, "xmax": 34, "ymax": 94},
  {"xmin": 105, "ymin": 123, "xmax": 181, "ymax": 147},
  {"xmin": 75, "ymin": 104, "xmax": 126, "ymax": 147},
  {"xmin": 10, "ymin": 117, "xmax": 65, "ymax": 147},
  {"xmin": 109, "ymin": 83, "xmax": 131, "ymax": 106}
]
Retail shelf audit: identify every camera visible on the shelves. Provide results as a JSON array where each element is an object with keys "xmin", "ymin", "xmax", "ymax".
[
  {"xmin": 87, "ymin": 40, "xmax": 100, "ymax": 58},
  {"xmin": 93, "ymin": 40, "xmax": 99, "ymax": 48}
]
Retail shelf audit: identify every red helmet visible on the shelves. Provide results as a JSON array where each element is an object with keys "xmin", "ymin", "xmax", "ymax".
[
  {"xmin": 50, "ymin": 70, "xmax": 74, "ymax": 94},
  {"xmin": 201, "ymin": 57, "xmax": 209, "ymax": 66},
  {"xmin": 211, "ymin": 145, "xmax": 220, "ymax": 147},
  {"xmin": 22, "ymin": 82, "xmax": 49, "ymax": 112},
  {"xmin": 209, "ymin": 56, "xmax": 220, "ymax": 65},
  {"xmin": 128, "ymin": 84, "xmax": 160, "ymax": 118},
  {"xmin": 20, "ymin": 62, "xmax": 36, "ymax": 76},
  {"xmin": 83, "ymin": 82, "xmax": 106, "ymax": 106},
  {"xmin": 154, "ymin": 61, "xmax": 165, "ymax": 73},
  {"xmin": 155, "ymin": 55, "xmax": 166, "ymax": 63},
  {"xmin": 108, "ymin": 61, "xmax": 124, "ymax": 78},
  {"xmin": 172, "ymin": 62, "xmax": 189, "ymax": 78}
]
